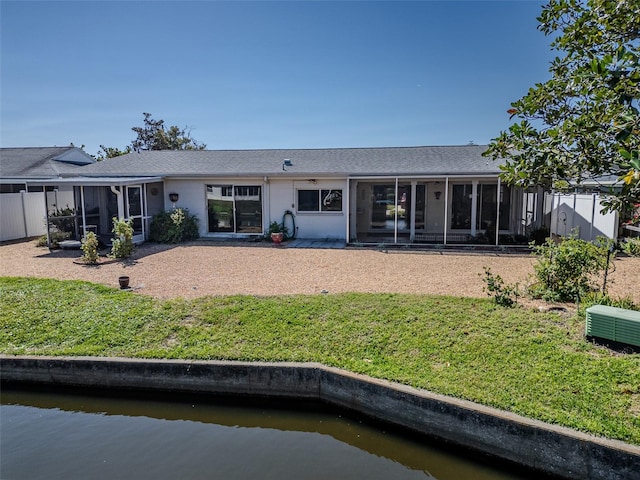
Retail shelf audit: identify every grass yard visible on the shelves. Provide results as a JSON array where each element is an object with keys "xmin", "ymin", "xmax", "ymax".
[{"xmin": 1, "ymin": 276, "xmax": 639, "ymax": 445}]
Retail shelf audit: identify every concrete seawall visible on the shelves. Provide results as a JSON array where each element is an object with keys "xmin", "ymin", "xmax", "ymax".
[{"xmin": 1, "ymin": 355, "xmax": 638, "ymax": 480}]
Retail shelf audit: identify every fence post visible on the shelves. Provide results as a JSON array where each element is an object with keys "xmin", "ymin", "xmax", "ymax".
[{"xmin": 20, "ymin": 191, "xmax": 28, "ymax": 238}]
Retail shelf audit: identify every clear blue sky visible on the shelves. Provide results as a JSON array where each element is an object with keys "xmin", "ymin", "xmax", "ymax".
[{"xmin": 1, "ymin": 0, "xmax": 553, "ymax": 157}]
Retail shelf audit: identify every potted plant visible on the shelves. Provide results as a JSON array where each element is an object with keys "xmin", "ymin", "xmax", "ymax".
[{"xmin": 268, "ymin": 221, "xmax": 286, "ymax": 244}]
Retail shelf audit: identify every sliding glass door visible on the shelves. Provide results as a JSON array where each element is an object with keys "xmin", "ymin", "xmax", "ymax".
[
  {"xmin": 234, "ymin": 186, "xmax": 262, "ymax": 233},
  {"xmin": 207, "ymin": 185, "xmax": 262, "ymax": 234}
]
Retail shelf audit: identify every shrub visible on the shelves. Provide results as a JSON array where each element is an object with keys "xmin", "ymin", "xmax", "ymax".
[
  {"xmin": 109, "ymin": 218, "xmax": 134, "ymax": 259},
  {"xmin": 529, "ymin": 227, "xmax": 550, "ymax": 245},
  {"xmin": 149, "ymin": 208, "xmax": 199, "ymax": 243},
  {"xmin": 80, "ymin": 231, "xmax": 99, "ymax": 264},
  {"xmin": 529, "ymin": 234, "xmax": 608, "ymax": 302},
  {"xmin": 35, "ymin": 230, "xmax": 70, "ymax": 248},
  {"xmin": 481, "ymin": 267, "xmax": 519, "ymax": 307},
  {"xmin": 577, "ymin": 292, "xmax": 639, "ymax": 317},
  {"xmin": 620, "ymin": 237, "xmax": 640, "ymax": 257}
]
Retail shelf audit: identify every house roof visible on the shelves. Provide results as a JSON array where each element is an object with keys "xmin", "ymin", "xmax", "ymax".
[
  {"xmin": 68, "ymin": 145, "xmax": 505, "ymax": 178},
  {"xmin": 26, "ymin": 176, "xmax": 164, "ymax": 187},
  {"xmin": 0, "ymin": 147, "xmax": 95, "ymax": 181}
]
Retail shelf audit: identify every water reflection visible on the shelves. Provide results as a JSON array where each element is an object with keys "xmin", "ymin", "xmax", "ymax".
[{"xmin": 1, "ymin": 387, "xmax": 536, "ymax": 480}]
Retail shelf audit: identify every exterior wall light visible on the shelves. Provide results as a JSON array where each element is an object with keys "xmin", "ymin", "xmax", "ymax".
[
  {"xmin": 434, "ymin": 191, "xmax": 442, "ymax": 200},
  {"xmin": 169, "ymin": 193, "xmax": 179, "ymax": 203}
]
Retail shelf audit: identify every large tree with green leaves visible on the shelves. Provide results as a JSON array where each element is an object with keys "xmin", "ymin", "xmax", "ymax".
[
  {"xmin": 130, "ymin": 112, "xmax": 206, "ymax": 151},
  {"xmin": 96, "ymin": 112, "xmax": 206, "ymax": 159},
  {"xmin": 95, "ymin": 145, "xmax": 131, "ymax": 161},
  {"xmin": 483, "ymin": 0, "xmax": 639, "ymax": 218}
]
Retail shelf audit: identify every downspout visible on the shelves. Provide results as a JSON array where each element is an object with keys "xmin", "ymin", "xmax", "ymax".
[
  {"xmin": 111, "ymin": 185, "xmax": 124, "ymax": 220},
  {"xmin": 263, "ymin": 176, "xmax": 270, "ymax": 234}
]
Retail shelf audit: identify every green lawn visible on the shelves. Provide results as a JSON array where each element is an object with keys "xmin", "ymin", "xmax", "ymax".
[{"xmin": 1, "ymin": 276, "xmax": 639, "ymax": 445}]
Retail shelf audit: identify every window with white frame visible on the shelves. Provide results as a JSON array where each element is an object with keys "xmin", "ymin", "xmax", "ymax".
[{"xmin": 297, "ymin": 189, "xmax": 343, "ymax": 212}]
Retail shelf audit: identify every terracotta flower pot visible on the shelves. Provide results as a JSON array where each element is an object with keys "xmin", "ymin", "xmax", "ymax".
[
  {"xmin": 118, "ymin": 276, "xmax": 130, "ymax": 289},
  {"xmin": 271, "ymin": 232, "xmax": 284, "ymax": 244}
]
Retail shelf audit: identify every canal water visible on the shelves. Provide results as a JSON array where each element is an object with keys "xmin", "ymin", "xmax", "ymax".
[{"xmin": 1, "ymin": 387, "xmax": 544, "ymax": 480}]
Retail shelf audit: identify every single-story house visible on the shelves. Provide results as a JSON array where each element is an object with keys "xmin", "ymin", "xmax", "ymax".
[
  {"xmin": 8, "ymin": 145, "xmax": 555, "ymax": 246},
  {"xmin": 0, "ymin": 147, "xmax": 95, "ymax": 241}
]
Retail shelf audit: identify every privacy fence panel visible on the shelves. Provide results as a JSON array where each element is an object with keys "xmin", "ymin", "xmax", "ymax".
[
  {"xmin": 548, "ymin": 193, "xmax": 618, "ymax": 241},
  {"xmin": 0, "ymin": 192, "xmax": 47, "ymax": 241}
]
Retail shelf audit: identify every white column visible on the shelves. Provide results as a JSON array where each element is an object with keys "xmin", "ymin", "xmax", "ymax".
[
  {"xmin": 470, "ymin": 181, "xmax": 478, "ymax": 237},
  {"xmin": 409, "ymin": 180, "xmax": 417, "ymax": 242},
  {"xmin": 142, "ymin": 184, "xmax": 148, "ymax": 240},
  {"xmin": 20, "ymin": 190, "xmax": 28, "ymax": 239},
  {"xmin": 394, "ymin": 178, "xmax": 398, "ymax": 244},
  {"xmin": 495, "ymin": 177, "xmax": 501, "ymax": 245},
  {"xmin": 345, "ymin": 178, "xmax": 351, "ymax": 242},
  {"xmin": 43, "ymin": 188, "xmax": 51, "ymax": 247},
  {"xmin": 443, "ymin": 177, "xmax": 449, "ymax": 245},
  {"xmin": 80, "ymin": 185, "xmax": 87, "ymax": 237}
]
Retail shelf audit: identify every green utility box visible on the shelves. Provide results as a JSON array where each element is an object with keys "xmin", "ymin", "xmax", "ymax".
[{"xmin": 585, "ymin": 305, "xmax": 640, "ymax": 347}]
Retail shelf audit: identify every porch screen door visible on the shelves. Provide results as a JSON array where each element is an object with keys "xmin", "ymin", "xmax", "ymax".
[{"xmin": 126, "ymin": 185, "xmax": 145, "ymax": 243}]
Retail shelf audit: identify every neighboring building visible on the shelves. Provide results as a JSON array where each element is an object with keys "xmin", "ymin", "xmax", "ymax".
[
  {"xmin": 12, "ymin": 145, "xmax": 553, "ymax": 246},
  {"xmin": 0, "ymin": 147, "xmax": 95, "ymax": 241}
]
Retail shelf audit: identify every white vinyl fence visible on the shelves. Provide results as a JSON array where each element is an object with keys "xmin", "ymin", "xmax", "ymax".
[
  {"xmin": 0, "ymin": 190, "xmax": 74, "ymax": 242},
  {"xmin": 548, "ymin": 193, "xmax": 618, "ymax": 241}
]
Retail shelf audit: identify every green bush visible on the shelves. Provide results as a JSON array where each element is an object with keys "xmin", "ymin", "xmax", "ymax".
[
  {"xmin": 620, "ymin": 237, "xmax": 640, "ymax": 257},
  {"xmin": 80, "ymin": 231, "xmax": 99, "ymax": 264},
  {"xmin": 36, "ymin": 230, "xmax": 70, "ymax": 248},
  {"xmin": 109, "ymin": 218, "xmax": 134, "ymax": 259},
  {"xmin": 529, "ymin": 227, "xmax": 550, "ymax": 245},
  {"xmin": 149, "ymin": 208, "xmax": 199, "ymax": 243},
  {"xmin": 481, "ymin": 267, "xmax": 519, "ymax": 307},
  {"xmin": 529, "ymin": 235, "xmax": 608, "ymax": 302},
  {"xmin": 577, "ymin": 292, "xmax": 639, "ymax": 317}
]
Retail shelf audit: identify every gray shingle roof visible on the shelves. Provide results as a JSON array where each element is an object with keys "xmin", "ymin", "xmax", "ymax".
[
  {"xmin": 0, "ymin": 147, "xmax": 95, "ymax": 179},
  {"xmin": 71, "ymin": 145, "xmax": 505, "ymax": 178}
]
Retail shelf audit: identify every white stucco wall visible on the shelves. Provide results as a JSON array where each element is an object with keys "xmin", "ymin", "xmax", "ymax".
[
  {"xmin": 162, "ymin": 177, "xmax": 348, "ymax": 240},
  {"xmin": 162, "ymin": 179, "xmax": 209, "ymax": 234},
  {"xmin": 269, "ymin": 179, "xmax": 347, "ymax": 240}
]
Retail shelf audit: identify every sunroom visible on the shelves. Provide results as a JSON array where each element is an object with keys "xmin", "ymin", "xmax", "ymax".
[
  {"xmin": 349, "ymin": 176, "xmax": 536, "ymax": 246},
  {"xmin": 28, "ymin": 177, "xmax": 164, "ymax": 247}
]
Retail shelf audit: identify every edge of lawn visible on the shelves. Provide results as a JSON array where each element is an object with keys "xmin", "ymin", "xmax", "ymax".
[{"xmin": 1, "ymin": 276, "xmax": 639, "ymax": 447}]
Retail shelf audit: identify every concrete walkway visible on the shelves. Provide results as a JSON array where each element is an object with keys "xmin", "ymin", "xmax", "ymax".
[{"xmin": 284, "ymin": 238, "xmax": 346, "ymax": 249}]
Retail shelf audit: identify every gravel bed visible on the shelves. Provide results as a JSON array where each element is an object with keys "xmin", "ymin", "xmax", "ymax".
[{"xmin": 1, "ymin": 239, "xmax": 638, "ymax": 304}]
